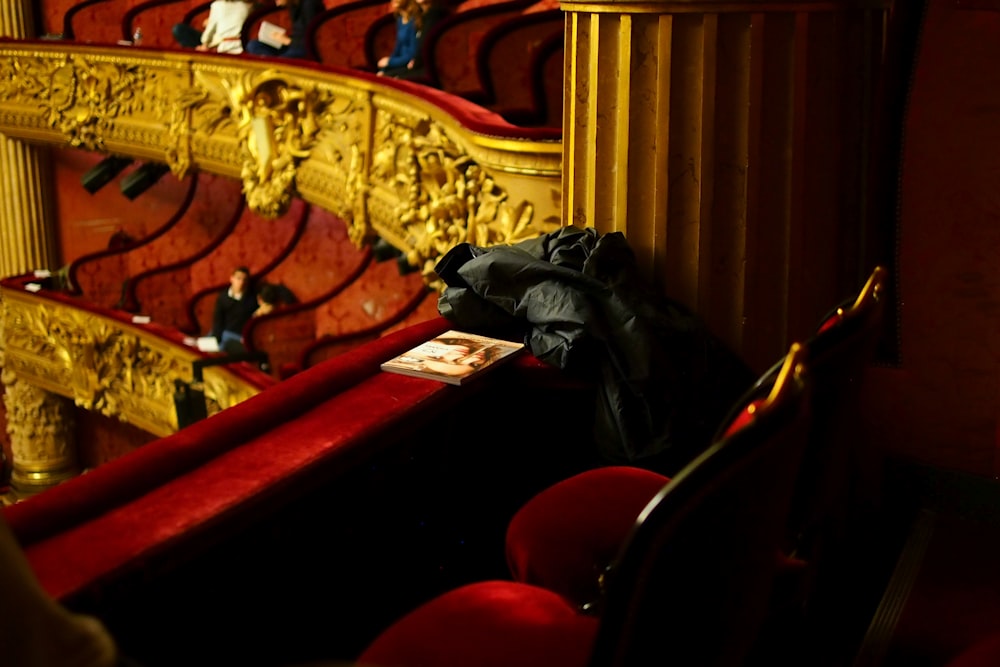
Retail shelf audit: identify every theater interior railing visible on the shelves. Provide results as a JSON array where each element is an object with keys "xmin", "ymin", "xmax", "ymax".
[
  {"xmin": 0, "ymin": 40, "xmax": 564, "ymax": 280},
  {"xmin": 0, "ymin": 39, "xmax": 563, "ymax": 496}
]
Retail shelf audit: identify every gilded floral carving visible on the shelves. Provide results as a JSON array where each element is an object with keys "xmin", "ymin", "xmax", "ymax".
[
  {"xmin": 371, "ymin": 114, "xmax": 560, "ymax": 280},
  {"xmin": 220, "ymin": 70, "xmax": 361, "ymax": 218},
  {"xmin": 1, "ymin": 294, "xmax": 260, "ymax": 437},
  {"xmin": 0, "ymin": 45, "xmax": 562, "ymax": 285},
  {"xmin": 0, "ymin": 53, "xmax": 145, "ymax": 151}
]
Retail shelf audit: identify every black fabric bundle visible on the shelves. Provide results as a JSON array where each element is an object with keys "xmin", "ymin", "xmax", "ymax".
[{"xmin": 434, "ymin": 226, "xmax": 756, "ymax": 475}]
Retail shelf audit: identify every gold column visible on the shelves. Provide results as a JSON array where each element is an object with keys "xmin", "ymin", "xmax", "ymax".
[
  {"xmin": 0, "ymin": 2, "xmax": 71, "ymax": 502},
  {"xmin": 0, "ymin": 139, "xmax": 59, "ymax": 278},
  {"xmin": 1, "ymin": 361, "xmax": 80, "ymax": 503},
  {"xmin": 560, "ymin": 0, "xmax": 887, "ymax": 371},
  {"xmin": 0, "ymin": 2, "xmax": 57, "ymax": 278}
]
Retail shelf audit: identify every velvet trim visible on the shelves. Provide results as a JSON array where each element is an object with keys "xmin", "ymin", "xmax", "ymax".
[
  {"xmin": 357, "ymin": 580, "xmax": 598, "ymax": 667},
  {"xmin": 23, "ymin": 365, "xmax": 456, "ymax": 601},
  {"xmin": 3, "ymin": 316, "xmax": 452, "ymax": 548}
]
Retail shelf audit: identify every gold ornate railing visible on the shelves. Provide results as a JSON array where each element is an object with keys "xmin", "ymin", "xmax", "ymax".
[
  {"xmin": 0, "ymin": 41, "xmax": 566, "ymax": 496},
  {"xmin": 0, "ymin": 41, "xmax": 564, "ymax": 281},
  {"xmin": 2, "ymin": 281, "xmax": 264, "ymax": 438}
]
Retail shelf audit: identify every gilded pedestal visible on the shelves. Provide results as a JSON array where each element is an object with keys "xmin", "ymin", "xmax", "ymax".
[{"xmin": 1, "ymin": 363, "xmax": 79, "ymax": 502}]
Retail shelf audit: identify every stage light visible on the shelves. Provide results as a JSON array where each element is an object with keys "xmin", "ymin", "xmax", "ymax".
[
  {"xmin": 81, "ymin": 156, "xmax": 133, "ymax": 194},
  {"xmin": 120, "ymin": 162, "xmax": 170, "ymax": 200}
]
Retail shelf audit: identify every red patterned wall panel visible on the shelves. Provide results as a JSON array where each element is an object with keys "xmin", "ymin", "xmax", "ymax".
[
  {"xmin": 311, "ymin": 0, "xmax": 391, "ymax": 69},
  {"xmin": 132, "ymin": 195, "xmax": 307, "ymax": 330},
  {"xmin": 67, "ymin": 0, "xmax": 145, "ymax": 43},
  {"xmin": 37, "ymin": 0, "xmax": 83, "ymax": 36},
  {"xmin": 126, "ymin": 0, "xmax": 211, "ymax": 48}
]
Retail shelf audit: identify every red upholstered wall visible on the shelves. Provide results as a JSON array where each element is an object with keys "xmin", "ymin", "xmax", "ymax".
[
  {"xmin": 862, "ymin": 0, "xmax": 1000, "ymax": 477},
  {"xmin": 0, "ymin": 142, "xmax": 437, "ymax": 470},
  {"xmin": 54, "ymin": 148, "xmax": 196, "ymax": 266}
]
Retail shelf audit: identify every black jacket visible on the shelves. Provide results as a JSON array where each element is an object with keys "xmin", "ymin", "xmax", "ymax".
[
  {"xmin": 211, "ymin": 288, "xmax": 258, "ymax": 342},
  {"xmin": 435, "ymin": 226, "xmax": 756, "ymax": 474}
]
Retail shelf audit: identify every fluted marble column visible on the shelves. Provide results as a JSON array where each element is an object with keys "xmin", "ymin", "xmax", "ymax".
[{"xmin": 0, "ymin": 2, "xmax": 71, "ymax": 502}]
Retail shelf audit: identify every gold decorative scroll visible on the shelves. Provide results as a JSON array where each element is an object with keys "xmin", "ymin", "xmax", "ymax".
[
  {"xmin": 0, "ymin": 44, "xmax": 563, "ymax": 285},
  {"xmin": 366, "ymin": 110, "xmax": 562, "ymax": 281},
  {"xmin": 1, "ymin": 289, "xmax": 261, "ymax": 437}
]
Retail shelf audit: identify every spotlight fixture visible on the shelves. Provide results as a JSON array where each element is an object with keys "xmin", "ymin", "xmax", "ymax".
[
  {"xmin": 120, "ymin": 162, "xmax": 170, "ymax": 200},
  {"xmin": 81, "ymin": 156, "xmax": 133, "ymax": 194}
]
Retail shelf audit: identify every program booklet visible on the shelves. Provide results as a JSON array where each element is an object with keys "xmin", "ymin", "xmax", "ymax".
[
  {"xmin": 194, "ymin": 336, "xmax": 220, "ymax": 353},
  {"xmin": 257, "ymin": 20, "xmax": 287, "ymax": 49},
  {"xmin": 380, "ymin": 330, "xmax": 526, "ymax": 386}
]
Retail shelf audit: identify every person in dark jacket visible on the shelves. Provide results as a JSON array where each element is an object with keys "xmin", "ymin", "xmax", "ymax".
[
  {"xmin": 244, "ymin": 0, "xmax": 323, "ymax": 59},
  {"xmin": 211, "ymin": 266, "xmax": 258, "ymax": 352}
]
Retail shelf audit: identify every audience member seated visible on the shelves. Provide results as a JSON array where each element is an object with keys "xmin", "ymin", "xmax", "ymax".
[
  {"xmin": 245, "ymin": 0, "xmax": 324, "ymax": 59},
  {"xmin": 173, "ymin": 0, "xmax": 254, "ymax": 54},
  {"xmin": 383, "ymin": 0, "xmax": 447, "ymax": 81},
  {"xmin": 211, "ymin": 265, "xmax": 258, "ymax": 352},
  {"xmin": 377, "ymin": 0, "xmax": 421, "ymax": 78},
  {"xmin": 397, "ymin": 0, "xmax": 448, "ymax": 81},
  {"xmin": 254, "ymin": 282, "xmax": 297, "ymax": 317},
  {"xmin": 413, "ymin": 0, "xmax": 448, "ymax": 76}
]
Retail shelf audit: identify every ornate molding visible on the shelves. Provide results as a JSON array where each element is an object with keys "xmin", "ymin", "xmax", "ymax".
[
  {"xmin": 368, "ymin": 110, "xmax": 561, "ymax": 281},
  {"xmin": 1, "ymin": 289, "xmax": 262, "ymax": 437},
  {"xmin": 0, "ymin": 44, "xmax": 563, "ymax": 285}
]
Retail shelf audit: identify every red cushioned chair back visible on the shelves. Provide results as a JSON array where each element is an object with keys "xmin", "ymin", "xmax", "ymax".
[{"xmin": 587, "ymin": 344, "xmax": 812, "ymax": 667}]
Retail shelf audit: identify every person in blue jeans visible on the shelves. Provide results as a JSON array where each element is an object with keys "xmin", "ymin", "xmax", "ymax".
[
  {"xmin": 244, "ymin": 0, "xmax": 324, "ymax": 59},
  {"xmin": 210, "ymin": 266, "xmax": 258, "ymax": 352}
]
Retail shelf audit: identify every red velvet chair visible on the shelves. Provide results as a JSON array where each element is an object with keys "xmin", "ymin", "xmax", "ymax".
[
  {"xmin": 355, "ymin": 343, "xmax": 813, "ymax": 667},
  {"xmin": 502, "ymin": 266, "xmax": 889, "ymax": 628}
]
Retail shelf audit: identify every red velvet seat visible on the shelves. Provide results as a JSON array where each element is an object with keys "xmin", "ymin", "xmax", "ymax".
[
  {"xmin": 500, "ymin": 266, "xmax": 889, "ymax": 626},
  {"xmin": 504, "ymin": 465, "xmax": 668, "ymax": 608},
  {"xmin": 356, "ymin": 343, "xmax": 813, "ymax": 667}
]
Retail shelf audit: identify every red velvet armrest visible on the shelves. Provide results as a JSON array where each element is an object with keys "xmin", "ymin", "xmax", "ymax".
[
  {"xmin": 23, "ymin": 358, "xmax": 461, "ymax": 602},
  {"xmin": 2, "ymin": 316, "xmax": 452, "ymax": 548}
]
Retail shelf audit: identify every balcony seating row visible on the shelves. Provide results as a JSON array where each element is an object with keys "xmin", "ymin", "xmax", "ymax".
[
  {"xmin": 476, "ymin": 6, "xmax": 563, "ymax": 126},
  {"xmin": 64, "ymin": 160, "xmax": 439, "ymax": 378},
  {"xmin": 348, "ymin": 0, "xmax": 563, "ymax": 125},
  {"xmin": 53, "ymin": 0, "xmax": 564, "ymax": 127}
]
